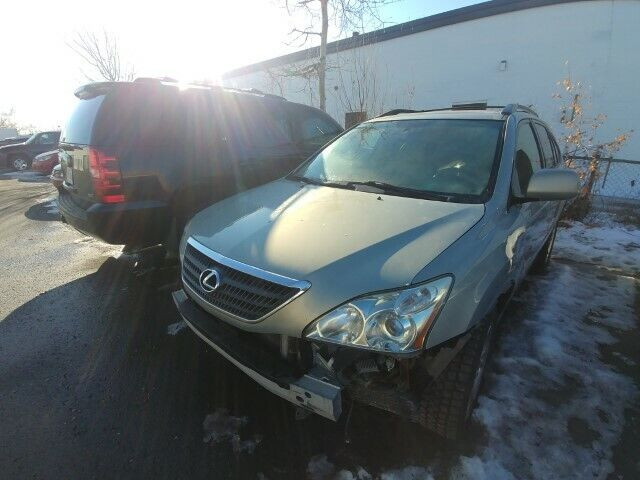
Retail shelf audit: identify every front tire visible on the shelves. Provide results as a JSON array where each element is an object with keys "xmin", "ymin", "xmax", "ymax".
[{"xmin": 419, "ymin": 319, "xmax": 495, "ymax": 439}]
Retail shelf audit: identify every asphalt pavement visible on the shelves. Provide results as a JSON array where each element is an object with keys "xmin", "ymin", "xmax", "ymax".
[{"xmin": 0, "ymin": 172, "xmax": 638, "ymax": 480}]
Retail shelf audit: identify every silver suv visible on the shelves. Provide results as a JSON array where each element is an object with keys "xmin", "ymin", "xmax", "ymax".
[{"xmin": 172, "ymin": 104, "xmax": 578, "ymax": 439}]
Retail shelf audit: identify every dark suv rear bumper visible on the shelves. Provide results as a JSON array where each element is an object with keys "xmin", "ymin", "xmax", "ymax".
[{"xmin": 58, "ymin": 189, "xmax": 170, "ymax": 246}]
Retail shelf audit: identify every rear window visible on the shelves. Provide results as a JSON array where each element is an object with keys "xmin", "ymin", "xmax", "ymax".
[{"xmin": 60, "ymin": 96, "xmax": 105, "ymax": 145}]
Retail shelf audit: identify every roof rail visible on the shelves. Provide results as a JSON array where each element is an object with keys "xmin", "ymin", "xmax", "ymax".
[
  {"xmin": 228, "ymin": 87, "xmax": 287, "ymax": 101},
  {"xmin": 451, "ymin": 102, "xmax": 488, "ymax": 110},
  {"xmin": 377, "ymin": 108, "xmax": 422, "ymax": 117},
  {"xmin": 134, "ymin": 76, "xmax": 179, "ymax": 83},
  {"xmin": 501, "ymin": 103, "xmax": 538, "ymax": 117}
]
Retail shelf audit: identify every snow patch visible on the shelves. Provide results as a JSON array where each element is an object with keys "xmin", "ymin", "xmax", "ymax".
[
  {"xmin": 463, "ymin": 263, "xmax": 637, "ymax": 479},
  {"xmin": 555, "ymin": 216, "xmax": 640, "ymax": 274},
  {"xmin": 166, "ymin": 321, "xmax": 186, "ymax": 336},
  {"xmin": 202, "ymin": 409, "xmax": 262, "ymax": 454},
  {"xmin": 307, "ymin": 455, "xmax": 336, "ymax": 480}
]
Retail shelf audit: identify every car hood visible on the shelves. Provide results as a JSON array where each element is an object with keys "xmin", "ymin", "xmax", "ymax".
[{"xmin": 186, "ymin": 179, "xmax": 484, "ymax": 309}]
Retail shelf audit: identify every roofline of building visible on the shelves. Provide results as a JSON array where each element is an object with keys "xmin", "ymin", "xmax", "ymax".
[{"xmin": 222, "ymin": 0, "xmax": 590, "ymax": 79}]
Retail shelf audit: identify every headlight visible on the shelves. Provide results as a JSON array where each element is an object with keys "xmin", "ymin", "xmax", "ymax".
[{"xmin": 305, "ymin": 276, "xmax": 452, "ymax": 353}]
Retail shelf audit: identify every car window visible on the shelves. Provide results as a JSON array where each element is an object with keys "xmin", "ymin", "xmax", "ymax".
[
  {"xmin": 549, "ymin": 132, "xmax": 562, "ymax": 166},
  {"xmin": 533, "ymin": 124, "xmax": 555, "ymax": 168},
  {"xmin": 299, "ymin": 110, "xmax": 342, "ymax": 148},
  {"xmin": 35, "ymin": 132, "xmax": 59, "ymax": 145},
  {"xmin": 513, "ymin": 122, "xmax": 542, "ymax": 195},
  {"xmin": 293, "ymin": 119, "xmax": 504, "ymax": 201},
  {"xmin": 219, "ymin": 99, "xmax": 292, "ymax": 150},
  {"xmin": 61, "ymin": 96, "xmax": 106, "ymax": 145}
]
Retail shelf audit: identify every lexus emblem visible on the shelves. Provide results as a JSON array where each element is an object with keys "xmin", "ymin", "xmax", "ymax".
[{"xmin": 199, "ymin": 268, "xmax": 221, "ymax": 293}]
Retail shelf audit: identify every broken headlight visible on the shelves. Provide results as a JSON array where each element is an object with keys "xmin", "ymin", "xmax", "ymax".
[{"xmin": 305, "ymin": 276, "xmax": 452, "ymax": 353}]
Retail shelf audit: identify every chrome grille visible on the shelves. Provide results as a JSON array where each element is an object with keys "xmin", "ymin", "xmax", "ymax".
[{"xmin": 182, "ymin": 240, "xmax": 307, "ymax": 321}]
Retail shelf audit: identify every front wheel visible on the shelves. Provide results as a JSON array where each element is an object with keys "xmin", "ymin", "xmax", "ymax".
[
  {"xmin": 12, "ymin": 156, "xmax": 30, "ymax": 171},
  {"xmin": 419, "ymin": 319, "xmax": 495, "ymax": 439}
]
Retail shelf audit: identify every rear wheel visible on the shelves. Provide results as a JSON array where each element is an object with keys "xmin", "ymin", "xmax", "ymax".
[
  {"xmin": 12, "ymin": 156, "xmax": 30, "ymax": 171},
  {"xmin": 419, "ymin": 319, "xmax": 495, "ymax": 439}
]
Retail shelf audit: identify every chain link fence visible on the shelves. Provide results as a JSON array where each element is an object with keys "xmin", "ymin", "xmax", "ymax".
[{"xmin": 566, "ymin": 156, "xmax": 640, "ymax": 223}]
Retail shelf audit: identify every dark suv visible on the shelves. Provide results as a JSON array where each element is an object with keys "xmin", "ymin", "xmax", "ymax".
[
  {"xmin": 58, "ymin": 79, "xmax": 343, "ymax": 251},
  {"xmin": 0, "ymin": 131, "xmax": 60, "ymax": 170}
]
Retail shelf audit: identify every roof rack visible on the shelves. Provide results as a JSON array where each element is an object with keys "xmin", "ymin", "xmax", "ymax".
[
  {"xmin": 228, "ymin": 87, "xmax": 287, "ymax": 101},
  {"xmin": 451, "ymin": 102, "xmax": 488, "ymax": 110},
  {"xmin": 501, "ymin": 103, "xmax": 538, "ymax": 117},
  {"xmin": 377, "ymin": 108, "xmax": 424, "ymax": 117}
]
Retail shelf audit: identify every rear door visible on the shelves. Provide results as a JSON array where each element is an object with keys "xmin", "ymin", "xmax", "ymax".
[
  {"xmin": 60, "ymin": 84, "xmax": 180, "ymax": 207},
  {"xmin": 222, "ymin": 97, "xmax": 302, "ymax": 188}
]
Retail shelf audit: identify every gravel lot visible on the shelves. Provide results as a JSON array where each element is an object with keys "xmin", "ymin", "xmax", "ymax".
[{"xmin": 1, "ymin": 171, "xmax": 638, "ymax": 480}]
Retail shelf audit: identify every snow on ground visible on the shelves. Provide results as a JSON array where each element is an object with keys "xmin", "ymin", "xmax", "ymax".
[
  {"xmin": 166, "ymin": 320, "xmax": 186, "ymax": 336},
  {"xmin": 457, "ymin": 263, "xmax": 637, "ymax": 479},
  {"xmin": 305, "ymin": 214, "xmax": 639, "ymax": 479},
  {"xmin": 202, "ymin": 409, "xmax": 262, "ymax": 454},
  {"xmin": 554, "ymin": 217, "xmax": 640, "ymax": 274}
]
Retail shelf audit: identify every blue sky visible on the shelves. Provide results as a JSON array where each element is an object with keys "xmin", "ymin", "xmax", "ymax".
[
  {"xmin": 379, "ymin": 0, "xmax": 481, "ymax": 25},
  {"xmin": 0, "ymin": 0, "xmax": 482, "ymax": 129}
]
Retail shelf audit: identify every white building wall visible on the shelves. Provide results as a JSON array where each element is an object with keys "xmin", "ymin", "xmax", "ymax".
[{"xmin": 224, "ymin": 0, "xmax": 640, "ymax": 162}]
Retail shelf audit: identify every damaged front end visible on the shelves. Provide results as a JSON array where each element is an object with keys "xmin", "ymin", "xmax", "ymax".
[
  {"xmin": 173, "ymin": 288, "xmax": 470, "ymax": 424},
  {"xmin": 305, "ymin": 335, "xmax": 470, "ymax": 423}
]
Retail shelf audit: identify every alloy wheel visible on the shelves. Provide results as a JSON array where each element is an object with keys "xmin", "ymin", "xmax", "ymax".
[{"xmin": 13, "ymin": 158, "xmax": 28, "ymax": 171}]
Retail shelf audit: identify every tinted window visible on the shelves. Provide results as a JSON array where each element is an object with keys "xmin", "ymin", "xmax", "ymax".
[
  {"xmin": 294, "ymin": 119, "xmax": 503, "ymax": 200},
  {"xmin": 218, "ymin": 98, "xmax": 292, "ymax": 150},
  {"xmin": 514, "ymin": 123, "xmax": 542, "ymax": 195},
  {"xmin": 92, "ymin": 86, "xmax": 182, "ymax": 155},
  {"xmin": 533, "ymin": 124, "xmax": 554, "ymax": 167},
  {"xmin": 35, "ymin": 132, "xmax": 59, "ymax": 145},
  {"xmin": 61, "ymin": 96, "xmax": 105, "ymax": 145},
  {"xmin": 299, "ymin": 110, "xmax": 342, "ymax": 148}
]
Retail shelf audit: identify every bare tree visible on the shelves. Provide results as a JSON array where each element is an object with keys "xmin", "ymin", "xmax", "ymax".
[
  {"xmin": 554, "ymin": 76, "xmax": 633, "ymax": 218},
  {"xmin": 0, "ymin": 108, "xmax": 18, "ymax": 130},
  {"xmin": 333, "ymin": 47, "xmax": 387, "ymax": 122},
  {"xmin": 69, "ymin": 31, "xmax": 135, "ymax": 82},
  {"xmin": 282, "ymin": 0, "xmax": 398, "ymax": 111},
  {"xmin": 0, "ymin": 108, "xmax": 37, "ymax": 134}
]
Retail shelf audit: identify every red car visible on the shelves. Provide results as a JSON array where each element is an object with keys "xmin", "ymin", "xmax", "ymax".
[{"xmin": 31, "ymin": 150, "xmax": 59, "ymax": 175}]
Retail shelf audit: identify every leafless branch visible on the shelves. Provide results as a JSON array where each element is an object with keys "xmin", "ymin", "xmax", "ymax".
[
  {"xmin": 68, "ymin": 30, "xmax": 135, "ymax": 82},
  {"xmin": 280, "ymin": 0, "xmax": 399, "ymax": 111}
]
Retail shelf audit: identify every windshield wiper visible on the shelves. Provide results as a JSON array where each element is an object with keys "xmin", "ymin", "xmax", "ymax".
[
  {"xmin": 289, "ymin": 176, "xmax": 463, "ymax": 202},
  {"xmin": 343, "ymin": 180, "xmax": 455, "ymax": 202},
  {"xmin": 288, "ymin": 175, "xmax": 354, "ymax": 190}
]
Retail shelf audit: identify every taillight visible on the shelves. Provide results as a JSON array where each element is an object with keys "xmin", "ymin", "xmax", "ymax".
[{"xmin": 88, "ymin": 148, "xmax": 125, "ymax": 203}]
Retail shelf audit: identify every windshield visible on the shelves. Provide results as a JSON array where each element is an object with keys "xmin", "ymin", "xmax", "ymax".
[
  {"xmin": 24, "ymin": 133, "xmax": 37, "ymax": 144},
  {"xmin": 291, "ymin": 119, "xmax": 504, "ymax": 202}
]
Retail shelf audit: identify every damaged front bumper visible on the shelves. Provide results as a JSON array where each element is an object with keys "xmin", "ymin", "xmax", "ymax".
[{"xmin": 172, "ymin": 289, "xmax": 342, "ymax": 421}]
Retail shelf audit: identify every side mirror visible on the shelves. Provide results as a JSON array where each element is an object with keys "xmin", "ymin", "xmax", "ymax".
[{"xmin": 525, "ymin": 169, "xmax": 579, "ymax": 201}]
